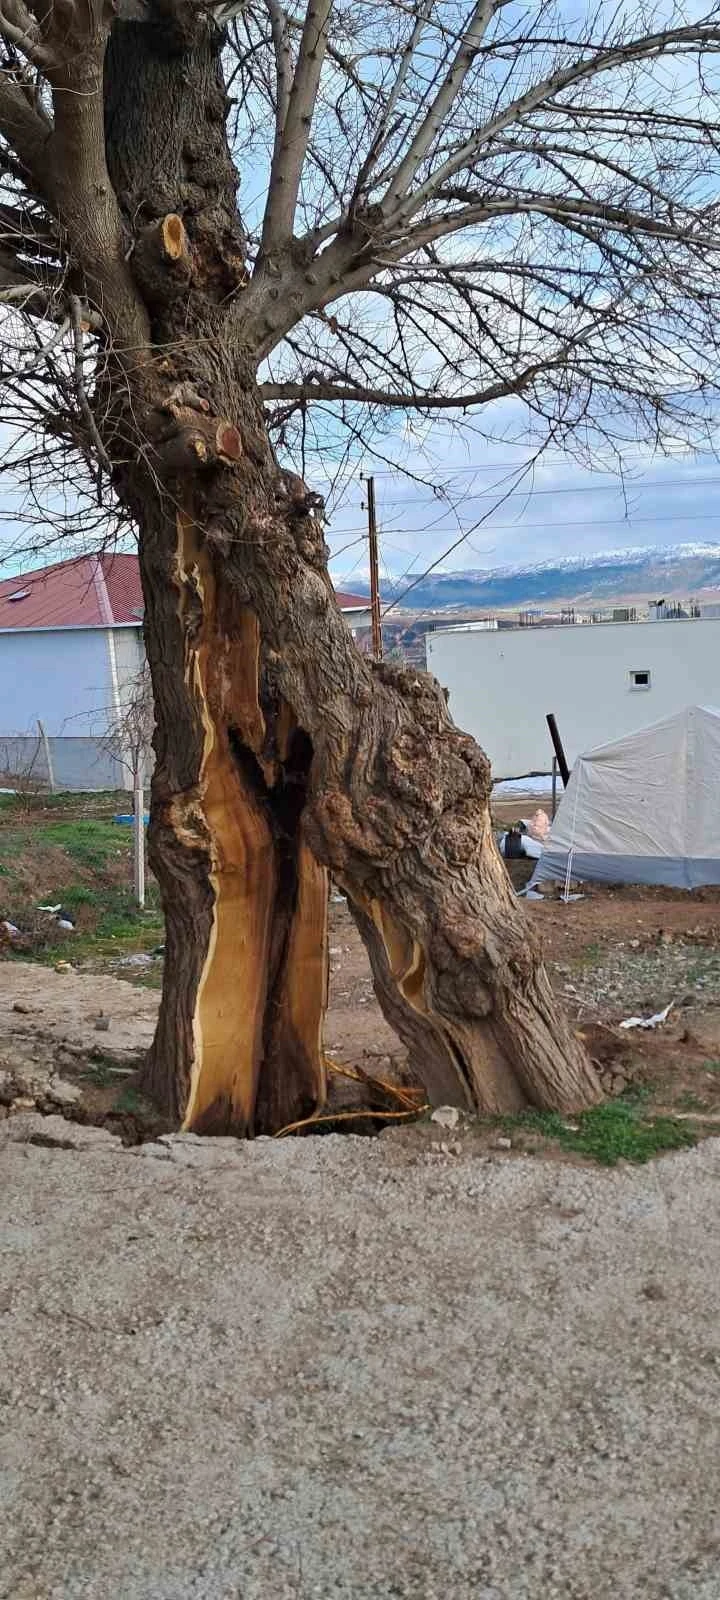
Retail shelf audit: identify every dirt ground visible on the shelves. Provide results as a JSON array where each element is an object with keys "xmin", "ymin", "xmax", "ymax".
[
  {"xmin": 1, "ymin": 1120, "xmax": 719, "ymax": 1599},
  {"xmin": 3, "ymin": 880, "xmax": 720, "ymax": 1136}
]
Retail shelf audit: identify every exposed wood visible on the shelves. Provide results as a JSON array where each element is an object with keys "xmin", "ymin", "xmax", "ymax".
[
  {"xmin": 132, "ymin": 213, "xmax": 193, "ymax": 304},
  {"xmin": 139, "ymin": 512, "xmax": 327, "ymax": 1135}
]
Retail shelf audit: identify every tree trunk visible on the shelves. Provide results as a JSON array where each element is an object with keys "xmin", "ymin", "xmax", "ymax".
[{"xmin": 101, "ymin": 9, "xmax": 602, "ymax": 1134}]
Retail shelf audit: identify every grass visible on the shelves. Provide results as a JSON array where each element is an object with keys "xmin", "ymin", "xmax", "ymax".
[
  {"xmin": 0, "ymin": 803, "xmax": 164, "ymax": 976},
  {"xmin": 113, "ymin": 1084, "xmax": 148, "ymax": 1115},
  {"xmin": 506, "ymin": 1097, "xmax": 697, "ymax": 1165},
  {"xmin": 674, "ymin": 1090, "xmax": 709, "ymax": 1113},
  {"xmin": 0, "ymin": 789, "xmax": 129, "ymax": 815}
]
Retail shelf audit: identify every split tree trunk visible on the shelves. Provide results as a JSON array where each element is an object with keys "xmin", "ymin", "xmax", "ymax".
[{"xmin": 100, "ymin": 8, "xmax": 602, "ymax": 1134}]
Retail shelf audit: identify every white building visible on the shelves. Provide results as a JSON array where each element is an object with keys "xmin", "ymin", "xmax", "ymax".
[
  {"xmin": 0, "ymin": 553, "xmax": 372, "ymax": 789},
  {"xmin": 426, "ymin": 616, "xmax": 720, "ymax": 778}
]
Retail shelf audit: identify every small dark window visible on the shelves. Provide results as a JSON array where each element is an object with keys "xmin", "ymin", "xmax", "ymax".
[{"xmin": 630, "ymin": 669, "xmax": 651, "ymax": 690}]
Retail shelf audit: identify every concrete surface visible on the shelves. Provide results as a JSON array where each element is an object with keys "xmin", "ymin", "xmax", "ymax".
[
  {"xmin": 1, "ymin": 1124, "xmax": 719, "ymax": 1599},
  {"xmin": 0, "ymin": 961, "xmax": 158, "ymax": 1062}
]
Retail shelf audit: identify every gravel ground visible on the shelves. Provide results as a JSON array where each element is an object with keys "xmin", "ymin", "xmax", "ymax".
[
  {"xmin": 556, "ymin": 942, "xmax": 720, "ymax": 1021},
  {"xmin": 1, "ymin": 1125, "xmax": 719, "ymax": 1600}
]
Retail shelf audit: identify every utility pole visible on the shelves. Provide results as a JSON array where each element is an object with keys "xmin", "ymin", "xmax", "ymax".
[{"xmin": 366, "ymin": 474, "xmax": 383, "ymax": 660}]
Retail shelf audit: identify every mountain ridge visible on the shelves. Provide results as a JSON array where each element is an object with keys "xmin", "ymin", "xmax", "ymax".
[{"xmin": 344, "ymin": 542, "xmax": 720, "ymax": 610}]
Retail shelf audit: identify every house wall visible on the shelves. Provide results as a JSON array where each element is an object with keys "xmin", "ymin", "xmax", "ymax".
[
  {"xmin": 343, "ymin": 607, "xmax": 373, "ymax": 636},
  {"xmin": 0, "ymin": 627, "xmax": 117, "ymax": 737},
  {"xmin": 113, "ymin": 625, "xmax": 146, "ymax": 713},
  {"xmin": 426, "ymin": 617, "xmax": 720, "ymax": 778}
]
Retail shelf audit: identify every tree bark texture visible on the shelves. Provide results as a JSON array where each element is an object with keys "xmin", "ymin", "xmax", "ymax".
[{"xmin": 101, "ymin": 8, "xmax": 602, "ymax": 1133}]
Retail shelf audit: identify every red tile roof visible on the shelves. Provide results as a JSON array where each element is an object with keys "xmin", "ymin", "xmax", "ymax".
[
  {"xmin": 0, "ymin": 554, "xmax": 370, "ymax": 630},
  {"xmin": 0, "ymin": 554, "xmax": 142, "ymax": 631},
  {"xmin": 334, "ymin": 589, "xmax": 370, "ymax": 610}
]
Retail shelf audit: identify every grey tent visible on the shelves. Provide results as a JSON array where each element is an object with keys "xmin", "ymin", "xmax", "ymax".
[{"xmin": 530, "ymin": 705, "xmax": 720, "ymax": 891}]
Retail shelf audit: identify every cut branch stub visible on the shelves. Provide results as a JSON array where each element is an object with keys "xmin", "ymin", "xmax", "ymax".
[
  {"xmin": 133, "ymin": 213, "xmax": 193, "ymax": 304},
  {"xmin": 154, "ymin": 416, "xmax": 243, "ymax": 473},
  {"xmin": 215, "ymin": 421, "xmax": 243, "ymax": 462}
]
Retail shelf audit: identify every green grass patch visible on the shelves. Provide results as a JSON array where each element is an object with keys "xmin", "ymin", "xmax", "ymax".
[
  {"xmin": 674, "ymin": 1090, "xmax": 708, "ymax": 1113},
  {"xmin": 31, "ymin": 820, "xmax": 131, "ymax": 871},
  {"xmin": 113, "ymin": 1084, "xmax": 150, "ymax": 1115},
  {"xmin": 507, "ymin": 1097, "xmax": 697, "ymax": 1166}
]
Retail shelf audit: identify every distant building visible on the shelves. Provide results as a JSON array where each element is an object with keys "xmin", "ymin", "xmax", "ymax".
[{"xmin": 427, "ymin": 614, "xmax": 720, "ymax": 778}]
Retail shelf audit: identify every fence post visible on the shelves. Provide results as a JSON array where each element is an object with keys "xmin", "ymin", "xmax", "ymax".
[
  {"xmin": 37, "ymin": 720, "xmax": 55, "ymax": 792},
  {"xmin": 133, "ymin": 779, "xmax": 145, "ymax": 909}
]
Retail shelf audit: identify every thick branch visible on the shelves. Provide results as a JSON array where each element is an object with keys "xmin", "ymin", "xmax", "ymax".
[
  {"xmin": 0, "ymin": 70, "xmax": 52, "ymax": 198},
  {"xmin": 265, "ymin": 0, "xmax": 292, "ymax": 162},
  {"xmin": 48, "ymin": 43, "xmax": 149, "ymax": 353},
  {"xmin": 260, "ymin": 0, "xmax": 333, "ymax": 257},
  {"xmin": 386, "ymin": 0, "xmax": 501, "ymax": 205}
]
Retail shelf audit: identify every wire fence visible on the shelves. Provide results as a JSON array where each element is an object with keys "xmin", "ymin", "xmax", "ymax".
[{"xmin": 0, "ymin": 733, "xmax": 130, "ymax": 793}]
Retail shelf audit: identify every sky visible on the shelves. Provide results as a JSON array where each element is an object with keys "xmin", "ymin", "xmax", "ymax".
[
  {"xmin": 0, "ymin": 398, "xmax": 719, "ymax": 592},
  {"xmin": 316, "ymin": 413, "xmax": 720, "ymax": 592}
]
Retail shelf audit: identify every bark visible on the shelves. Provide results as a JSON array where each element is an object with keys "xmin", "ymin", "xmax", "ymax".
[{"xmin": 100, "ymin": 7, "xmax": 602, "ymax": 1135}]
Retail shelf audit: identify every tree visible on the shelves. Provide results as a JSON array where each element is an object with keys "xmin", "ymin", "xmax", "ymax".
[
  {"xmin": 0, "ymin": 0, "xmax": 719, "ymax": 1132},
  {"xmin": 98, "ymin": 661, "xmax": 154, "ymax": 793}
]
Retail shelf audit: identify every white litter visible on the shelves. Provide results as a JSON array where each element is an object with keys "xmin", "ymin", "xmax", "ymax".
[
  {"xmin": 1, "ymin": 919, "xmax": 21, "ymax": 938},
  {"xmin": 430, "ymin": 1105, "xmax": 461, "ymax": 1130},
  {"xmin": 619, "ymin": 1002, "xmax": 674, "ymax": 1031}
]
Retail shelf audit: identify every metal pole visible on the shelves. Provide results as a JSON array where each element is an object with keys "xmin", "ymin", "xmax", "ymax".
[
  {"xmin": 366, "ymin": 474, "xmax": 383, "ymax": 660},
  {"xmin": 133, "ymin": 779, "xmax": 145, "ymax": 909},
  {"xmin": 546, "ymin": 713, "xmax": 570, "ymax": 788},
  {"xmin": 551, "ymin": 756, "xmax": 558, "ymax": 819}
]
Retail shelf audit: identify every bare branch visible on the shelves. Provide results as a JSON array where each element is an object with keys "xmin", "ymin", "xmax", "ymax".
[
  {"xmin": 265, "ymin": 0, "xmax": 292, "ymax": 161},
  {"xmin": 389, "ymin": 20, "xmax": 720, "ymax": 221},
  {"xmin": 384, "ymin": 0, "xmax": 502, "ymax": 205},
  {"xmin": 259, "ymin": 0, "xmax": 334, "ymax": 257},
  {"xmin": 261, "ymin": 357, "xmax": 569, "ymax": 409}
]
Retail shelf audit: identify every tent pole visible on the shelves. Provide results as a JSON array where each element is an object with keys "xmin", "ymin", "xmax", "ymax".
[{"xmin": 546, "ymin": 714, "xmax": 570, "ymax": 787}]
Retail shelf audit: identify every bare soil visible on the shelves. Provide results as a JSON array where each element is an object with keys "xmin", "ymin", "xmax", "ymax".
[{"xmin": 2, "ymin": 882, "xmax": 720, "ymax": 1140}]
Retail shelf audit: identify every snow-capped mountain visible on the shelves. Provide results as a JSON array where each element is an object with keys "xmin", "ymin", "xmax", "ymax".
[{"xmin": 347, "ymin": 542, "xmax": 720, "ymax": 610}]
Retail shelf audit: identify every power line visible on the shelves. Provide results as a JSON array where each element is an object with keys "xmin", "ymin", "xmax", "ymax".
[
  {"xmin": 368, "ymin": 474, "xmax": 720, "ymax": 508},
  {"xmin": 316, "ymin": 450, "xmax": 720, "ymax": 482},
  {"xmin": 330, "ymin": 509, "xmax": 720, "ymax": 541}
]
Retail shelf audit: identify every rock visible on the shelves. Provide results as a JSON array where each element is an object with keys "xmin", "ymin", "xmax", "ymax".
[
  {"xmin": 54, "ymin": 961, "xmax": 73, "ymax": 974},
  {"xmin": 46, "ymin": 1077, "xmax": 82, "ymax": 1107},
  {"xmin": 430, "ymin": 1105, "xmax": 461, "ymax": 1129},
  {"xmin": 0, "ymin": 1112, "xmax": 120, "ymax": 1150},
  {"xmin": 493, "ymin": 1136, "xmax": 512, "ymax": 1151},
  {"xmin": 11, "ymin": 1002, "xmax": 30, "ymax": 1014}
]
